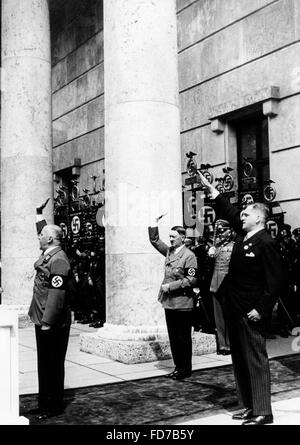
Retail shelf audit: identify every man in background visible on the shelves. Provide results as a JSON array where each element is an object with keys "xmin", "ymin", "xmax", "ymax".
[{"xmin": 208, "ymin": 219, "xmax": 234, "ymax": 355}]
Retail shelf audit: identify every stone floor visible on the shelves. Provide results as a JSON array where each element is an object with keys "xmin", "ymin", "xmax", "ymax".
[{"xmin": 18, "ymin": 323, "xmax": 300, "ymax": 425}]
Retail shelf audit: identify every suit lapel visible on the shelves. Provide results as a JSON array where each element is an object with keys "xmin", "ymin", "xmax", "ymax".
[{"xmin": 244, "ymin": 229, "xmax": 266, "ymax": 247}]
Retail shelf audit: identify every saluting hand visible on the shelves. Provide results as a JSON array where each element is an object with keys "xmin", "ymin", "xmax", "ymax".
[
  {"xmin": 155, "ymin": 212, "xmax": 168, "ymax": 224},
  {"xmin": 247, "ymin": 309, "xmax": 261, "ymax": 322},
  {"xmin": 198, "ymin": 172, "xmax": 219, "ymax": 199},
  {"xmin": 36, "ymin": 197, "xmax": 50, "ymax": 214}
]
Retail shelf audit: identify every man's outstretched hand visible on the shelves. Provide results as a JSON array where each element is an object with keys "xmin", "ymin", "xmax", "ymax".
[
  {"xmin": 155, "ymin": 212, "xmax": 168, "ymax": 224},
  {"xmin": 36, "ymin": 198, "xmax": 50, "ymax": 214},
  {"xmin": 198, "ymin": 172, "xmax": 219, "ymax": 199}
]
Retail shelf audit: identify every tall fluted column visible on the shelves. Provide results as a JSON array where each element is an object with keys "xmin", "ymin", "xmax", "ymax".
[
  {"xmin": 80, "ymin": 0, "xmax": 216, "ymax": 362},
  {"xmin": 1, "ymin": 0, "xmax": 53, "ymax": 306},
  {"xmin": 82, "ymin": 0, "xmax": 183, "ymax": 362}
]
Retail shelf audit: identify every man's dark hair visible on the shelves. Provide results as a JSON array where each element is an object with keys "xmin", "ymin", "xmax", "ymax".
[{"xmin": 171, "ymin": 226, "xmax": 186, "ymax": 236}]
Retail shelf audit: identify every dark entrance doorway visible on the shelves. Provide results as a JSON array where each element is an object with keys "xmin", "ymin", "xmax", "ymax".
[
  {"xmin": 234, "ymin": 114, "xmax": 284, "ymax": 235},
  {"xmin": 53, "ymin": 174, "xmax": 106, "ymax": 327},
  {"xmin": 236, "ymin": 114, "xmax": 270, "ymax": 203}
]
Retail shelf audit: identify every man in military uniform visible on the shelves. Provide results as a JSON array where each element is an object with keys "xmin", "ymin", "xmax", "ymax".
[
  {"xmin": 276, "ymin": 224, "xmax": 296, "ymax": 336},
  {"xmin": 208, "ymin": 219, "xmax": 234, "ymax": 355},
  {"xmin": 148, "ymin": 214, "xmax": 197, "ymax": 380},
  {"xmin": 28, "ymin": 199, "xmax": 71, "ymax": 419}
]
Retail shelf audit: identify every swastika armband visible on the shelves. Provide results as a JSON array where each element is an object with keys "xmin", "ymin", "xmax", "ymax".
[
  {"xmin": 49, "ymin": 274, "xmax": 68, "ymax": 290},
  {"xmin": 184, "ymin": 267, "xmax": 197, "ymax": 277}
]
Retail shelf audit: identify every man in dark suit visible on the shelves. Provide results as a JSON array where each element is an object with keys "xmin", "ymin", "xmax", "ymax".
[
  {"xmin": 199, "ymin": 173, "xmax": 285, "ymax": 425},
  {"xmin": 148, "ymin": 214, "xmax": 197, "ymax": 380},
  {"xmin": 28, "ymin": 199, "xmax": 71, "ymax": 419}
]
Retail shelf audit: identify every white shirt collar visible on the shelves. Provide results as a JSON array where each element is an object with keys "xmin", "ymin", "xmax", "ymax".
[
  {"xmin": 244, "ymin": 226, "xmax": 265, "ymax": 241},
  {"xmin": 174, "ymin": 244, "xmax": 185, "ymax": 255},
  {"xmin": 43, "ymin": 246, "xmax": 58, "ymax": 256}
]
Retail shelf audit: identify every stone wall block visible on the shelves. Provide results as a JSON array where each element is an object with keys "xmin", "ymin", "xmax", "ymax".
[
  {"xmin": 180, "ymin": 43, "xmax": 300, "ymax": 131},
  {"xmin": 178, "ymin": 0, "xmax": 273, "ymax": 51},
  {"xmin": 52, "ymin": 64, "xmax": 104, "ymax": 119},
  {"xmin": 180, "ymin": 126, "xmax": 226, "ymax": 172},
  {"xmin": 53, "ymin": 128, "xmax": 104, "ymax": 171},
  {"xmin": 53, "ymin": 96, "xmax": 104, "ymax": 147},
  {"xmin": 179, "ymin": 0, "xmax": 296, "ymax": 91},
  {"xmin": 269, "ymin": 95, "xmax": 300, "ymax": 151}
]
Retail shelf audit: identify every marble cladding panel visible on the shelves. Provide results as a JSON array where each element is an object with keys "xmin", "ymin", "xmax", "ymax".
[
  {"xmin": 53, "ymin": 95, "xmax": 104, "ymax": 147},
  {"xmin": 52, "ymin": 127, "xmax": 104, "ymax": 171},
  {"xmin": 296, "ymin": 0, "xmax": 300, "ymax": 39},
  {"xmin": 77, "ymin": 161, "xmax": 104, "ymax": 193},
  {"xmin": 52, "ymin": 58, "xmax": 68, "ymax": 92},
  {"xmin": 180, "ymin": 125, "xmax": 225, "ymax": 172},
  {"xmin": 52, "ymin": 64, "xmax": 104, "ymax": 119},
  {"xmin": 67, "ymin": 32, "xmax": 103, "ymax": 85},
  {"xmin": 79, "ymin": 331, "xmax": 216, "ymax": 364},
  {"xmin": 177, "ymin": 0, "xmax": 195, "ymax": 13},
  {"xmin": 177, "ymin": 0, "xmax": 274, "ymax": 51},
  {"xmin": 179, "ymin": 0, "xmax": 296, "ymax": 90},
  {"xmin": 105, "ymin": 253, "xmax": 166, "ymax": 326},
  {"xmin": 269, "ymin": 95, "xmax": 300, "ymax": 152},
  {"xmin": 52, "ymin": 31, "xmax": 103, "ymax": 93},
  {"xmin": 180, "ymin": 43, "xmax": 300, "ymax": 131},
  {"xmin": 271, "ymin": 148, "xmax": 300, "ymax": 202},
  {"xmin": 64, "ymin": 0, "xmax": 83, "ymax": 24},
  {"xmin": 51, "ymin": 27, "xmax": 76, "ymax": 71},
  {"xmin": 51, "ymin": 0, "xmax": 103, "ymax": 65}
]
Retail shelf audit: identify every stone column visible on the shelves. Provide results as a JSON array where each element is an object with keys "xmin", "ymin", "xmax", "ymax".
[
  {"xmin": 80, "ymin": 0, "xmax": 215, "ymax": 362},
  {"xmin": 1, "ymin": 0, "xmax": 53, "ymax": 309},
  {"xmin": 104, "ymin": 0, "xmax": 182, "ymax": 325},
  {"xmin": 0, "ymin": 310, "xmax": 28, "ymax": 424}
]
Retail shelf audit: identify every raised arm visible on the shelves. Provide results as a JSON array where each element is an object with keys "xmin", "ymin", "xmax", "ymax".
[
  {"xmin": 198, "ymin": 172, "xmax": 243, "ymax": 236},
  {"xmin": 36, "ymin": 198, "xmax": 49, "ymax": 235},
  {"xmin": 148, "ymin": 212, "xmax": 169, "ymax": 257}
]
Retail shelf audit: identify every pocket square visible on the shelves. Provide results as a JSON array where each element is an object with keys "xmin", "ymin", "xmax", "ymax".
[{"xmin": 245, "ymin": 252, "xmax": 255, "ymax": 257}]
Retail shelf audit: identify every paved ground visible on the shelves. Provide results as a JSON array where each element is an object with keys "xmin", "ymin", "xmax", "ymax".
[{"xmin": 18, "ymin": 323, "xmax": 300, "ymax": 425}]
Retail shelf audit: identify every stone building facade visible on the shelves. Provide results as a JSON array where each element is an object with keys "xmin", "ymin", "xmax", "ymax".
[
  {"xmin": 178, "ymin": 0, "xmax": 300, "ymax": 231},
  {"xmin": 51, "ymin": 0, "xmax": 300, "ymax": 237}
]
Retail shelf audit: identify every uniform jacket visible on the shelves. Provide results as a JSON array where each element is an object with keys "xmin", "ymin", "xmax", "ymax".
[
  {"xmin": 214, "ymin": 195, "xmax": 285, "ymax": 319},
  {"xmin": 28, "ymin": 220, "xmax": 71, "ymax": 327},
  {"xmin": 210, "ymin": 241, "xmax": 234, "ymax": 293},
  {"xmin": 148, "ymin": 226, "xmax": 197, "ymax": 309}
]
